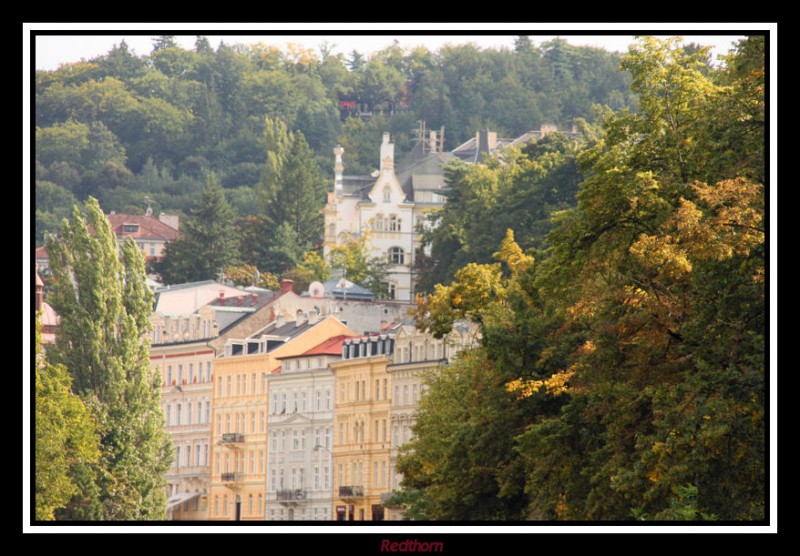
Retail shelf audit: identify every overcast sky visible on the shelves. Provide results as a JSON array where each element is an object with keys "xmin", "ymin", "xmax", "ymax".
[{"xmin": 27, "ymin": 24, "xmax": 760, "ymax": 71}]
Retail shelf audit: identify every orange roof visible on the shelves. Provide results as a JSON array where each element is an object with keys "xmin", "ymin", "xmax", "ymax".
[
  {"xmin": 106, "ymin": 214, "xmax": 181, "ymax": 242},
  {"xmin": 35, "ymin": 245, "xmax": 49, "ymax": 259},
  {"xmin": 276, "ymin": 334, "xmax": 352, "ymax": 360}
]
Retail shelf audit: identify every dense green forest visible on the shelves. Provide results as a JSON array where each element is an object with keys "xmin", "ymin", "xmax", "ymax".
[
  {"xmin": 396, "ymin": 36, "xmax": 765, "ymax": 521},
  {"xmin": 35, "ymin": 35, "xmax": 639, "ymax": 249}
]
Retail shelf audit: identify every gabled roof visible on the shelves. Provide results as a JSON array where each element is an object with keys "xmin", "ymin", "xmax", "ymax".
[
  {"xmin": 35, "ymin": 245, "xmax": 49, "ymax": 259},
  {"xmin": 277, "ymin": 334, "xmax": 351, "ymax": 360},
  {"xmin": 394, "ymin": 142, "xmax": 455, "ymax": 199},
  {"xmin": 106, "ymin": 214, "xmax": 181, "ymax": 242}
]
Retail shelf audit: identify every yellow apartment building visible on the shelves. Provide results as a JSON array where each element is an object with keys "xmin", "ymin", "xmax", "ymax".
[
  {"xmin": 150, "ymin": 285, "xmax": 274, "ymax": 520},
  {"xmin": 329, "ymin": 329, "xmax": 397, "ymax": 521},
  {"xmin": 208, "ymin": 315, "xmax": 356, "ymax": 521}
]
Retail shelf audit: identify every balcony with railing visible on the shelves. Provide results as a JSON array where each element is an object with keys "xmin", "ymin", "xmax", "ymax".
[
  {"xmin": 276, "ymin": 489, "xmax": 307, "ymax": 506},
  {"xmin": 219, "ymin": 433, "xmax": 245, "ymax": 444},
  {"xmin": 338, "ymin": 485, "xmax": 364, "ymax": 499},
  {"xmin": 220, "ymin": 472, "xmax": 243, "ymax": 485}
]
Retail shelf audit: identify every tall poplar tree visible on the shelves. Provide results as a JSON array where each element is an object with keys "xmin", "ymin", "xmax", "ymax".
[
  {"xmin": 35, "ymin": 320, "xmax": 100, "ymax": 521},
  {"xmin": 46, "ymin": 197, "xmax": 172, "ymax": 520}
]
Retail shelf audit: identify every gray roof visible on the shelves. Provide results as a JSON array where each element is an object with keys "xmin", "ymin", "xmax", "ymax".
[{"xmin": 323, "ymin": 278, "xmax": 374, "ymax": 301}]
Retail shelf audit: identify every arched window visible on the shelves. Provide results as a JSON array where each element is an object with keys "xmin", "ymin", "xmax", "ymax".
[
  {"xmin": 383, "ymin": 186, "xmax": 391, "ymax": 203},
  {"xmin": 388, "ymin": 247, "xmax": 404, "ymax": 265}
]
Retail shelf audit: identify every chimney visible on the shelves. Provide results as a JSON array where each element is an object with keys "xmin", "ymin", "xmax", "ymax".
[
  {"xmin": 379, "ymin": 132, "xmax": 394, "ymax": 172},
  {"xmin": 159, "ymin": 212, "xmax": 180, "ymax": 231},
  {"xmin": 237, "ymin": 296, "xmax": 243, "ymax": 306},
  {"xmin": 280, "ymin": 279, "xmax": 295, "ymax": 295},
  {"xmin": 295, "ymin": 310, "xmax": 308, "ymax": 328},
  {"xmin": 333, "ymin": 146, "xmax": 344, "ymax": 195},
  {"xmin": 219, "ymin": 290, "xmax": 225, "ymax": 305},
  {"xmin": 429, "ymin": 130, "xmax": 437, "ymax": 154},
  {"xmin": 276, "ymin": 313, "xmax": 286, "ymax": 327}
]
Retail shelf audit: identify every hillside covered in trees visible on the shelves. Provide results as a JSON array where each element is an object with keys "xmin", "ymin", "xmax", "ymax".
[{"xmin": 35, "ymin": 35, "xmax": 639, "ymax": 247}]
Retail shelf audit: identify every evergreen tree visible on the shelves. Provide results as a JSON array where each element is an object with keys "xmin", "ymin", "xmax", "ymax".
[
  {"xmin": 258, "ymin": 117, "xmax": 327, "ymax": 258},
  {"xmin": 46, "ymin": 197, "xmax": 172, "ymax": 520},
  {"xmin": 155, "ymin": 172, "xmax": 239, "ymax": 284}
]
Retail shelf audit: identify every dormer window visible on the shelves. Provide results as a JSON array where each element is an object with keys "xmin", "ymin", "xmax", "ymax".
[
  {"xmin": 383, "ymin": 186, "xmax": 391, "ymax": 203},
  {"xmin": 122, "ymin": 223, "xmax": 139, "ymax": 234}
]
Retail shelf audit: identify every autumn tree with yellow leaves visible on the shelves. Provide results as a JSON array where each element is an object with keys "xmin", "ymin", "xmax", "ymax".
[{"xmin": 396, "ymin": 36, "xmax": 765, "ymax": 521}]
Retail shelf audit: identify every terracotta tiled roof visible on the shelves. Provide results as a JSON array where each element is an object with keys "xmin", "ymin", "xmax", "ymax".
[
  {"xmin": 39, "ymin": 301, "xmax": 60, "ymax": 327},
  {"xmin": 35, "ymin": 245, "xmax": 49, "ymax": 259},
  {"xmin": 106, "ymin": 214, "xmax": 181, "ymax": 242},
  {"xmin": 275, "ymin": 334, "xmax": 352, "ymax": 361}
]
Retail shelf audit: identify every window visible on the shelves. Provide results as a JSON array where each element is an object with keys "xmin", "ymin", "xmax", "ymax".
[
  {"xmin": 189, "ymin": 363, "xmax": 193, "ymax": 383},
  {"xmin": 175, "ymin": 446, "xmax": 180, "ymax": 469},
  {"xmin": 259, "ymin": 450, "xmax": 264, "ymax": 472},
  {"xmin": 388, "ymin": 214, "xmax": 398, "ymax": 231},
  {"xmin": 388, "ymin": 283, "xmax": 397, "ymax": 300},
  {"xmin": 383, "ymin": 186, "xmax": 391, "ymax": 203},
  {"xmin": 214, "ymin": 496, "xmax": 219, "ymax": 517},
  {"xmin": 262, "ymin": 372, "xmax": 267, "ymax": 393},
  {"xmin": 177, "ymin": 364, "xmax": 183, "ymax": 384},
  {"xmin": 177, "ymin": 404, "xmax": 182, "ymax": 425},
  {"xmin": 206, "ymin": 402, "xmax": 210, "ymax": 423},
  {"xmin": 167, "ymin": 365, "xmax": 173, "ymax": 385},
  {"xmin": 122, "ymin": 223, "xmax": 139, "ymax": 234},
  {"xmin": 316, "ymin": 389, "xmax": 321, "ymax": 411},
  {"xmin": 165, "ymin": 405, "xmax": 171, "ymax": 426},
  {"xmin": 223, "ymin": 495, "xmax": 228, "ymax": 517},
  {"xmin": 250, "ymin": 451, "xmax": 255, "ymax": 473},
  {"xmin": 252, "ymin": 373, "xmax": 257, "ymax": 394},
  {"xmin": 260, "ymin": 411, "xmax": 265, "ymax": 432},
  {"xmin": 218, "ymin": 377, "xmax": 223, "ymax": 397},
  {"xmin": 249, "ymin": 494, "xmax": 253, "ymax": 515},
  {"xmin": 207, "ymin": 362, "xmax": 212, "ymax": 382},
  {"xmin": 251, "ymin": 411, "xmax": 256, "ymax": 433},
  {"xmin": 186, "ymin": 445, "xmax": 191, "ymax": 467},
  {"xmin": 227, "ymin": 376, "xmax": 232, "ymax": 396},
  {"xmin": 375, "ymin": 379, "xmax": 380, "ymax": 400},
  {"xmin": 325, "ymin": 388, "xmax": 331, "ymax": 410},
  {"xmin": 187, "ymin": 403, "xmax": 192, "ymax": 425}
]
